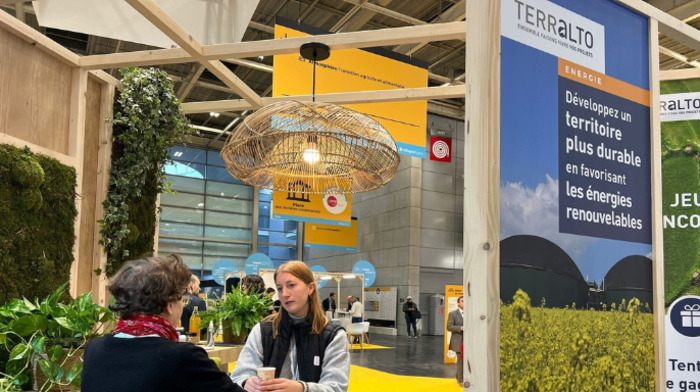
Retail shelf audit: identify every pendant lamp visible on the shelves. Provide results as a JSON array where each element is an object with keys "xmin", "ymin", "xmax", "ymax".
[{"xmin": 220, "ymin": 43, "xmax": 400, "ymax": 194}]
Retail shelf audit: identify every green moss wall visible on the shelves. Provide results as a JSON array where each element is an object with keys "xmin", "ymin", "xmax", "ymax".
[{"xmin": 0, "ymin": 144, "xmax": 77, "ymax": 303}]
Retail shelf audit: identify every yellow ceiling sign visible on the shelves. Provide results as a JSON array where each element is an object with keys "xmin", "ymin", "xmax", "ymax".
[
  {"xmin": 272, "ymin": 181, "xmax": 352, "ymax": 226},
  {"xmin": 304, "ymin": 218, "xmax": 358, "ymax": 251},
  {"xmin": 273, "ymin": 18, "xmax": 428, "ymax": 158}
]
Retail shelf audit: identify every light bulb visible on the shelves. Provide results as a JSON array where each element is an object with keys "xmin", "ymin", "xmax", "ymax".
[
  {"xmin": 303, "ymin": 147, "xmax": 320, "ymax": 164},
  {"xmin": 302, "ymin": 137, "xmax": 320, "ymax": 164}
]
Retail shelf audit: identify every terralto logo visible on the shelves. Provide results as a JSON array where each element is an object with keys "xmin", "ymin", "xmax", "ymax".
[
  {"xmin": 502, "ymin": 0, "xmax": 606, "ymax": 73},
  {"xmin": 512, "ymin": 0, "xmax": 595, "ymax": 49}
]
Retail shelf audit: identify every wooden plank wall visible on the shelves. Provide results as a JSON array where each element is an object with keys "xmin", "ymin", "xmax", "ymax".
[
  {"xmin": 0, "ymin": 27, "xmax": 72, "ymax": 156},
  {"xmin": 0, "ymin": 21, "xmax": 115, "ymax": 301}
]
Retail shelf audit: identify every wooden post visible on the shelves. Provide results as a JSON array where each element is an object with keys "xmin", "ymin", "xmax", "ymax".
[
  {"xmin": 91, "ymin": 83, "xmax": 114, "ymax": 306},
  {"xmin": 464, "ymin": 1, "xmax": 500, "ymax": 391},
  {"xmin": 648, "ymin": 18, "xmax": 666, "ymax": 392},
  {"xmin": 68, "ymin": 68, "xmax": 88, "ymax": 299}
]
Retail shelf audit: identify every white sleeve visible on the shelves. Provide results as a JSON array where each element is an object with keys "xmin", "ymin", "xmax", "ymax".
[
  {"xmin": 307, "ymin": 329, "xmax": 350, "ymax": 392},
  {"xmin": 230, "ymin": 323, "xmax": 264, "ymax": 387}
]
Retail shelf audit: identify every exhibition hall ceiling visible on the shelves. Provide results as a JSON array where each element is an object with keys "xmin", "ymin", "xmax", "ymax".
[{"xmin": 0, "ymin": 0, "xmax": 698, "ymax": 144}]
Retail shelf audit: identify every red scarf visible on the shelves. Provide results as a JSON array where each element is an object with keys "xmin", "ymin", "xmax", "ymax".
[{"xmin": 113, "ymin": 314, "xmax": 179, "ymax": 342}]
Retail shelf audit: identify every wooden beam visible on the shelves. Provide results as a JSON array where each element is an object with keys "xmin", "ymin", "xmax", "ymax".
[
  {"xmin": 0, "ymin": 8, "xmax": 79, "ymax": 66},
  {"xmin": 124, "ymin": 0, "xmax": 203, "ymax": 54},
  {"xmin": 0, "ymin": 133, "xmax": 76, "ymax": 166},
  {"xmin": 79, "ymin": 21, "xmax": 466, "ymax": 70},
  {"xmin": 340, "ymin": 0, "xmax": 427, "ymax": 25},
  {"xmin": 181, "ymin": 85, "xmax": 465, "ymax": 113},
  {"xmin": 660, "ymin": 67, "xmax": 700, "ymax": 81},
  {"xmin": 88, "ymin": 70, "xmax": 121, "ymax": 88},
  {"xmin": 201, "ymin": 59, "xmax": 262, "ymax": 107},
  {"xmin": 616, "ymin": 0, "xmax": 700, "ymax": 53},
  {"xmin": 649, "ymin": 18, "xmax": 666, "ymax": 392},
  {"xmin": 464, "ymin": 0, "xmax": 499, "ymax": 391},
  {"xmin": 91, "ymin": 83, "xmax": 114, "ymax": 307},
  {"xmin": 68, "ymin": 68, "xmax": 88, "ymax": 299},
  {"xmin": 0, "ymin": 0, "xmax": 31, "ymax": 4},
  {"xmin": 177, "ymin": 64, "xmax": 206, "ymax": 100},
  {"xmin": 124, "ymin": 0, "xmax": 262, "ymax": 107}
]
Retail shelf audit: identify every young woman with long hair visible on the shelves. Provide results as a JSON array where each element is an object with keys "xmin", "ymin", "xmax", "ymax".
[{"xmin": 230, "ymin": 261, "xmax": 350, "ymax": 392}]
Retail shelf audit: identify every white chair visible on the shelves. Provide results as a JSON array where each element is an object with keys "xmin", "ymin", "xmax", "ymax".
[{"xmin": 347, "ymin": 322, "xmax": 370, "ymax": 348}]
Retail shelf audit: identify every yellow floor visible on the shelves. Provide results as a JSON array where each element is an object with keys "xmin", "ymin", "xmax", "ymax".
[
  {"xmin": 348, "ymin": 365, "xmax": 462, "ymax": 392},
  {"xmin": 347, "ymin": 343, "xmax": 393, "ymax": 350},
  {"xmin": 227, "ymin": 362, "xmax": 460, "ymax": 392}
]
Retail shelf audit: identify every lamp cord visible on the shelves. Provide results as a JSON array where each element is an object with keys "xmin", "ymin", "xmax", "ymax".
[{"xmin": 312, "ymin": 51, "xmax": 317, "ymax": 103}]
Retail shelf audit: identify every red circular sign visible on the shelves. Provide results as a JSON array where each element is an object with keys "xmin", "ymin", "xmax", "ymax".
[{"xmin": 326, "ymin": 196, "xmax": 337, "ymax": 207}]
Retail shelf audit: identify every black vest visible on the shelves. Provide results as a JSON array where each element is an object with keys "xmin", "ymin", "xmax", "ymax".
[{"xmin": 260, "ymin": 311, "xmax": 343, "ymax": 382}]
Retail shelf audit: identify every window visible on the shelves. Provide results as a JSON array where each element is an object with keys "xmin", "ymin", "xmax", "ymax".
[{"xmin": 158, "ymin": 146, "xmax": 299, "ymax": 277}]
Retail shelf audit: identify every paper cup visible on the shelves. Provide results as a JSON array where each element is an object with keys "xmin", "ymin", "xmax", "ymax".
[{"xmin": 257, "ymin": 367, "xmax": 276, "ymax": 381}]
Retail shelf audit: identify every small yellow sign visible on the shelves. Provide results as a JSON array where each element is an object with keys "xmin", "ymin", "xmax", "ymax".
[
  {"xmin": 305, "ymin": 218, "xmax": 357, "ymax": 251},
  {"xmin": 272, "ymin": 182, "xmax": 352, "ymax": 226}
]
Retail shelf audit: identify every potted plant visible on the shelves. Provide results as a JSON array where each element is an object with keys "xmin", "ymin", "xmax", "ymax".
[
  {"xmin": 0, "ymin": 283, "xmax": 114, "ymax": 391},
  {"xmin": 200, "ymin": 286, "xmax": 270, "ymax": 344}
]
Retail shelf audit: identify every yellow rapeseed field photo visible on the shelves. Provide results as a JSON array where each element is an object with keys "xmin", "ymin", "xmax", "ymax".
[{"xmin": 501, "ymin": 290, "xmax": 654, "ymax": 392}]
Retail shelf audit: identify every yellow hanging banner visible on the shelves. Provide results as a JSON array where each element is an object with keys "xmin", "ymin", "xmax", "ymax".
[
  {"xmin": 304, "ymin": 218, "xmax": 358, "ymax": 251},
  {"xmin": 273, "ymin": 18, "xmax": 428, "ymax": 158},
  {"xmin": 272, "ymin": 183, "xmax": 352, "ymax": 226}
]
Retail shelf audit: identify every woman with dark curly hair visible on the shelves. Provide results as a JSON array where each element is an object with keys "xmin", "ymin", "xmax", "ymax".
[
  {"xmin": 81, "ymin": 254, "xmax": 244, "ymax": 392},
  {"xmin": 241, "ymin": 273, "xmax": 266, "ymax": 296}
]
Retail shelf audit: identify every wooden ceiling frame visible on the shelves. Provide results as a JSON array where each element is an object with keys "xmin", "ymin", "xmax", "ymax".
[
  {"xmin": 125, "ymin": 0, "xmax": 262, "ymax": 108},
  {"xmin": 79, "ymin": 21, "xmax": 466, "ymax": 69},
  {"xmin": 73, "ymin": 2, "xmax": 467, "ymax": 114}
]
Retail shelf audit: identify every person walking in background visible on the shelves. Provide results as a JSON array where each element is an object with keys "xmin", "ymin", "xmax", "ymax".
[
  {"xmin": 230, "ymin": 261, "xmax": 350, "ymax": 392},
  {"xmin": 181, "ymin": 274, "xmax": 207, "ymax": 332},
  {"xmin": 348, "ymin": 296, "xmax": 363, "ymax": 344},
  {"xmin": 322, "ymin": 292, "xmax": 337, "ymax": 318},
  {"xmin": 402, "ymin": 296, "xmax": 419, "ymax": 340},
  {"xmin": 447, "ymin": 296, "xmax": 464, "ymax": 387},
  {"xmin": 349, "ymin": 296, "xmax": 362, "ymax": 324}
]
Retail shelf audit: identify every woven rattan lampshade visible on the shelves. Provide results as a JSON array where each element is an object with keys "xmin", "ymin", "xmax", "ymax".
[{"xmin": 220, "ymin": 100, "xmax": 400, "ymax": 194}]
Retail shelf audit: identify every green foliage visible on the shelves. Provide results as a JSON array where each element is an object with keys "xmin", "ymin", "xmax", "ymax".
[
  {"xmin": 660, "ymin": 79, "xmax": 700, "ymax": 305},
  {"xmin": 99, "ymin": 67, "xmax": 190, "ymax": 276},
  {"xmin": 0, "ymin": 284, "xmax": 114, "ymax": 391},
  {"xmin": 0, "ymin": 144, "xmax": 77, "ymax": 305},
  {"xmin": 200, "ymin": 287, "xmax": 271, "ymax": 336}
]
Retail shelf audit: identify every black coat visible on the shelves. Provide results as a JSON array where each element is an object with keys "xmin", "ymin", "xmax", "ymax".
[
  {"xmin": 322, "ymin": 298, "xmax": 336, "ymax": 312},
  {"xmin": 82, "ymin": 334, "xmax": 243, "ymax": 392}
]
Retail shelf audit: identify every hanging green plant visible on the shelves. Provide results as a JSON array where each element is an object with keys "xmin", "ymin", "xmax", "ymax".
[{"xmin": 99, "ymin": 67, "xmax": 190, "ymax": 276}]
